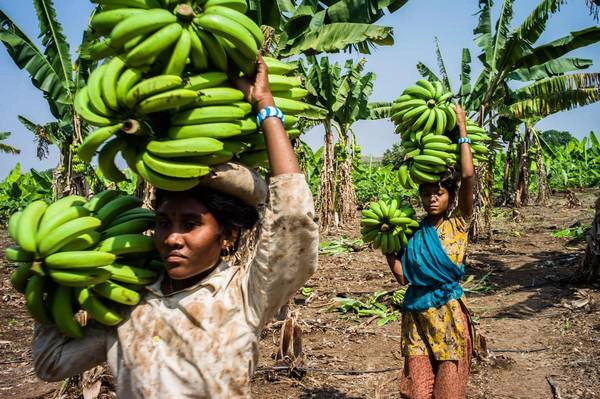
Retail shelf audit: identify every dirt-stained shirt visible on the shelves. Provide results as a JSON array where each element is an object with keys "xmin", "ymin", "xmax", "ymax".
[{"xmin": 31, "ymin": 173, "xmax": 319, "ymax": 398}]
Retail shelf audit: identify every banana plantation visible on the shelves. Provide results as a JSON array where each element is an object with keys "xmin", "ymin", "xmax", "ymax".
[{"xmin": 0, "ymin": 0, "xmax": 600, "ymax": 398}]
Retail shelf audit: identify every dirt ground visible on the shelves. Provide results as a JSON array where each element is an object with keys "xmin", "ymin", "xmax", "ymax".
[{"xmin": 1, "ymin": 189, "xmax": 599, "ymax": 399}]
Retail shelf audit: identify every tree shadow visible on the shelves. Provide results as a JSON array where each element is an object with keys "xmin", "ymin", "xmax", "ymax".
[{"xmin": 299, "ymin": 387, "xmax": 365, "ymax": 399}]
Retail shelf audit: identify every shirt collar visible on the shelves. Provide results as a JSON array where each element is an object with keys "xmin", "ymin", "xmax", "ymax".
[{"xmin": 146, "ymin": 259, "xmax": 232, "ymax": 297}]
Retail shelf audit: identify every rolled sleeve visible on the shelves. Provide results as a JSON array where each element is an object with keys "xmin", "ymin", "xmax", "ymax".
[
  {"xmin": 32, "ymin": 323, "xmax": 110, "ymax": 382},
  {"xmin": 243, "ymin": 173, "xmax": 319, "ymax": 329}
]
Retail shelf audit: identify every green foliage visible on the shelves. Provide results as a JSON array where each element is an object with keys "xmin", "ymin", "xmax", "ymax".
[
  {"xmin": 541, "ymin": 129, "xmax": 574, "ymax": 147},
  {"xmin": 551, "ymin": 224, "xmax": 591, "ymax": 239},
  {"xmin": 381, "ymin": 143, "xmax": 405, "ymax": 169},
  {"xmin": 353, "ymin": 159, "xmax": 417, "ymax": 208},
  {"xmin": 0, "ymin": 132, "xmax": 20, "ymax": 154},
  {"xmin": 319, "ymin": 236, "xmax": 364, "ymax": 256},
  {"xmin": 331, "ymin": 289, "xmax": 405, "ymax": 326},
  {"xmin": 0, "ymin": 163, "xmax": 53, "ymax": 223}
]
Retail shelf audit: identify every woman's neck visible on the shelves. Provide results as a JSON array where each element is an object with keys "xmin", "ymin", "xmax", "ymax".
[
  {"xmin": 162, "ymin": 261, "xmax": 221, "ymax": 295},
  {"xmin": 426, "ymin": 214, "xmax": 445, "ymax": 228}
]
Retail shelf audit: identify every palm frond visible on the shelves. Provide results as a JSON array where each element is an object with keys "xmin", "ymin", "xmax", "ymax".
[
  {"xmin": 434, "ymin": 37, "xmax": 451, "ymax": 91},
  {"xmin": 508, "ymin": 57, "xmax": 593, "ymax": 81},
  {"xmin": 416, "ymin": 62, "xmax": 441, "ymax": 83},
  {"xmin": 0, "ymin": 11, "xmax": 70, "ymax": 119}
]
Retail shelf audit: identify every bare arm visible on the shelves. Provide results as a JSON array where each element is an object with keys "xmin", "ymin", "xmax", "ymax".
[
  {"xmin": 232, "ymin": 54, "xmax": 300, "ymax": 176},
  {"xmin": 385, "ymin": 254, "xmax": 408, "ymax": 285},
  {"xmin": 455, "ymin": 105, "xmax": 474, "ymax": 219}
]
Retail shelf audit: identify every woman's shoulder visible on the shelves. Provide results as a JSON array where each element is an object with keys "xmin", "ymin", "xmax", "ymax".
[{"xmin": 446, "ymin": 208, "xmax": 472, "ymax": 233}]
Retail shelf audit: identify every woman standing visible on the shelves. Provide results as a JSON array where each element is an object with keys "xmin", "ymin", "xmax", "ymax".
[
  {"xmin": 31, "ymin": 56, "xmax": 319, "ymax": 398},
  {"xmin": 386, "ymin": 105, "xmax": 476, "ymax": 399}
]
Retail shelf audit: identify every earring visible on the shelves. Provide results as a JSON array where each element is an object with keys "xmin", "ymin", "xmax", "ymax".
[{"xmin": 221, "ymin": 240, "xmax": 232, "ymax": 257}]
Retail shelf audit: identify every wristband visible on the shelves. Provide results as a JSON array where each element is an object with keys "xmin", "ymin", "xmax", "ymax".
[
  {"xmin": 457, "ymin": 137, "xmax": 472, "ymax": 145},
  {"xmin": 256, "ymin": 106, "xmax": 285, "ymax": 127}
]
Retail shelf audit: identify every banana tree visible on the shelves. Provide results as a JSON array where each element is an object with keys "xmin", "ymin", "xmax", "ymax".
[
  {"xmin": 0, "ymin": 1, "xmax": 95, "ymax": 198},
  {"xmin": 0, "ymin": 132, "xmax": 20, "ymax": 154},
  {"xmin": 249, "ymin": 0, "xmax": 407, "ymax": 57},
  {"xmin": 302, "ymin": 57, "xmax": 376, "ymax": 231}
]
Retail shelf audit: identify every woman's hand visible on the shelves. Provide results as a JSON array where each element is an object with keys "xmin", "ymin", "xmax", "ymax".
[
  {"xmin": 231, "ymin": 54, "xmax": 274, "ymax": 111},
  {"xmin": 386, "ymin": 253, "xmax": 407, "ymax": 285}
]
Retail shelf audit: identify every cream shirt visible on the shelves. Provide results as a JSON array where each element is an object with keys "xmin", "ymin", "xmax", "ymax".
[{"xmin": 32, "ymin": 173, "xmax": 318, "ymax": 398}]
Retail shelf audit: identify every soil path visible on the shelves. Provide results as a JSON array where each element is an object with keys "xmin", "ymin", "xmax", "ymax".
[{"xmin": 0, "ymin": 190, "xmax": 599, "ymax": 399}]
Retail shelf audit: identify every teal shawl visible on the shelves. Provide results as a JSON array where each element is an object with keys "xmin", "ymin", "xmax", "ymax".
[{"xmin": 400, "ymin": 220, "xmax": 464, "ymax": 312}]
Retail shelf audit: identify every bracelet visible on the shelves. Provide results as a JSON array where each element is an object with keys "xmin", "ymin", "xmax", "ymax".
[
  {"xmin": 256, "ymin": 106, "xmax": 285, "ymax": 127},
  {"xmin": 457, "ymin": 137, "xmax": 472, "ymax": 145}
]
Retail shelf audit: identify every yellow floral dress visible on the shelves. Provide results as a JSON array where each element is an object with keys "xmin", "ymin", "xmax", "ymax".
[{"xmin": 401, "ymin": 209, "xmax": 472, "ymax": 361}]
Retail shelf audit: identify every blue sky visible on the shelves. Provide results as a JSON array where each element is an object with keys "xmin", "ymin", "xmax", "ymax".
[{"xmin": 0, "ymin": 0, "xmax": 599, "ymax": 179}]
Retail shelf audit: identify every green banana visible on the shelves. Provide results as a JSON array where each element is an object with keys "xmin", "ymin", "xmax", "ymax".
[
  {"xmin": 16, "ymin": 200, "xmax": 48, "ymax": 254},
  {"xmin": 185, "ymin": 71, "xmax": 228, "ymax": 90},
  {"xmin": 146, "ymin": 136, "xmax": 224, "ymax": 158},
  {"xmin": 188, "ymin": 25, "xmax": 209, "ymax": 71},
  {"xmin": 182, "ymin": 150, "xmax": 233, "ymax": 166},
  {"xmin": 39, "ymin": 195, "xmax": 86, "ymax": 225},
  {"xmin": 433, "ymin": 81, "xmax": 444, "ymax": 100},
  {"xmin": 51, "ymin": 286, "xmax": 83, "ymax": 338},
  {"xmin": 416, "ymin": 79, "xmax": 436, "ymax": 97},
  {"xmin": 38, "ymin": 216, "xmax": 102, "ymax": 257},
  {"xmin": 218, "ymin": 37, "xmax": 255, "ymax": 76},
  {"xmin": 273, "ymin": 97, "xmax": 308, "ymax": 114},
  {"xmin": 85, "ymin": 189, "xmax": 122, "ymax": 212},
  {"xmin": 91, "ymin": 8, "xmax": 147, "ymax": 35},
  {"xmin": 57, "ymin": 231, "xmax": 102, "ymax": 252},
  {"xmin": 434, "ymin": 108, "xmax": 446, "ymax": 134},
  {"xmin": 389, "ymin": 216, "xmax": 414, "ymax": 225},
  {"xmin": 5, "ymin": 246, "xmax": 35, "ymax": 262},
  {"xmin": 74, "ymin": 87, "xmax": 116, "ymax": 127},
  {"xmin": 142, "ymin": 150, "xmax": 210, "ymax": 178},
  {"xmin": 116, "ymin": 67, "xmax": 147, "ymax": 108},
  {"xmin": 422, "ymin": 134, "xmax": 452, "ymax": 145},
  {"xmin": 413, "ymin": 161, "xmax": 448, "ymax": 174},
  {"xmin": 93, "ymin": 280, "xmax": 141, "ymax": 305},
  {"xmin": 422, "ymin": 148, "xmax": 454, "ymax": 160},
  {"xmin": 127, "ymin": 23, "xmax": 183, "ymax": 67},
  {"xmin": 102, "ymin": 56, "xmax": 127, "ymax": 111},
  {"xmin": 48, "ymin": 268, "xmax": 111, "ymax": 287},
  {"xmin": 194, "ymin": 28, "xmax": 228, "ymax": 72},
  {"xmin": 172, "ymin": 105, "xmax": 245, "ymax": 125},
  {"xmin": 45, "ymin": 251, "xmax": 116, "ymax": 269},
  {"xmin": 125, "ymin": 75, "xmax": 183, "ymax": 109},
  {"xmin": 84, "ymin": 38, "xmax": 117, "ymax": 61},
  {"xmin": 8, "ymin": 211, "xmax": 22, "ymax": 241},
  {"xmin": 203, "ymin": 0, "xmax": 248, "ymax": 12},
  {"xmin": 272, "ymin": 88, "xmax": 308, "ymax": 100},
  {"xmin": 263, "ymin": 56, "xmax": 297, "ymax": 75},
  {"xmin": 100, "ymin": 263, "xmax": 157, "ymax": 285},
  {"xmin": 94, "ymin": 0, "xmax": 160, "ymax": 8},
  {"xmin": 239, "ymin": 150, "xmax": 269, "ymax": 168},
  {"xmin": 422, "ymin": 107, "xmax": 437, "ymax": 134},
  {"xmin": 76, "ymin": 287, "xmax": 123, "ymax": 326},
  {"xmin": 237, "ymin": 118, "xmax": 257, "ymax": 134},
  {"xmin": 402, "ymin": 104, "xmax": 428, "ymax": 124},
  {"xmin": 411, "ymin": 166, "xmax": 441, "ymax": 183},
  {"xmin": 233, "ymin": 101, "xmax": 252, "ymax": 115},
  {"xmin": 137, "ymin": 88, "xmax": 198, "ymax": 114},
  {"xmin": 25, "ymin": 275, "xmax": 52, "ymax": 324},
  {"xmin": 135, "ymin": 153, "xmax": 199, "ymax": 191},
  {"xmin": 95, "ymin": 233, "xmax": 156, "ymax": 256},
  {"xmin": 443, "ymin": 105, "xmax": 457, "ymax": 130},
  {"xmin": 411, "ymin": 108, "xmax": 431, "ymax": 131},
  {"xmin": 105, "ymin": 207, "xmax": 154, "ymax": 228},
  {"xmin": 36, "ymin": 206, "xmax": 91, "ymax": 244},
  {"xmin": 404, "ymin": 85, "xmax": 433, "ymax": 100},
  {"xmin": 98, "ymin": 137, "xmax": 129, "ymax": 183},
  {"xmin": 168, "ymin": 122, "xmax": 242, "ymax": 140},
  {"xmin": 97, "ymin": 195, "xmax": 142, "ymax": 227},
  {"xmin": 164, "ymin": 28, "xmax": 191, "ymax": 76},
  {"xmin": 78, "ymin": 123, "xmax": 124, "ymax": 164},
  {"xmin": 413, "ymin": 154, "xmax": 447, "ymax": 167},
  {"xmin": 267, "ymin": 75, "xmax": 303, "ymax": 91},
  {"xmin": 423, "ymin": 142, "xmax": 454, "ymax": 152},
  {"xmin": 195, "ymin": 87, "xmax": 245, "ymax": 106},
  {"xmin": 10, "ymin": 263, "xmax": 32, "ymax": 294},
  {"xmin": 87, "ymin": 64, "xmax": 114, "ymax": 117},
  {"xmin": 110, "ymin": 9, "xmax": 177, "ymax": 49},
  {"xmin": 194, "ymin": 13, "xmax": 257, "ymax": 61},
  {"xmin": 203, "ymin": 6, "xmax": 263, "ymax": 46}
]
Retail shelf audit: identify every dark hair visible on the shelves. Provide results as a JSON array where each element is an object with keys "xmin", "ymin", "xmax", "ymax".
[
  {"xmin": 153, "ymin": 187, "xmax": 260, "ymax": 240},
  {"xmin": 418, "ymin": 169, "xmax": 460, "ymax": 198}
]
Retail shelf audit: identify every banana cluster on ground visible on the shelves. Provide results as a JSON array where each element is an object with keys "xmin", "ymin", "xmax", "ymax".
[
  {"xmin": 76, "ymin": 0, "xmax": 319, "ymax": 184},
  {"xmin": 4, "ymin": 190, "xmax": 161, "ymax": 337},
  {"xmin": 360, "ymin": 198, "xmax": 419, "ymax": 254},
  {"xmin": 391, "ymin": 80, "xmax": 493, "ymax": 188}
]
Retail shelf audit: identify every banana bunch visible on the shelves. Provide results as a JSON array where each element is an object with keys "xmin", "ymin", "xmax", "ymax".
[
  {"xmin": 87, "ymin": 0, "xmax": 263, "ymax": 75},
  {"xmin": 360, "ymin": 198, "xmax": 419, "ymax": 254},
  {"xmin": 4, "ymin": 190, "xmax": 160, "ymax": 337},
  {"xmin": 391, "ymin": 80, "xmax": 456, "ymax": 135}
]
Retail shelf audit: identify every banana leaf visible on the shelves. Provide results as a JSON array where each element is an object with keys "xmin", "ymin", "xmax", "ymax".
[
  {"xmin": 506, "ymin": 88, "xmax": 600, "ymax": 119},
  {"xmin": 368, "ymin": 102, "xmax": 393, "ymax": 120},
  {"xmin": 416, "ymin": 62, "xmax": 441, "ymax": 84},
  {"xmin": 512, "ymin": 73, "xmax": 600, "ymax": 100},
  {"xmin": 459, "ymin": 48, "xmax": 472, "ymax": 102},
  {"xmin": 508, "ymin": 57, "xmax": 593, "ymax": 81},
  {"xmin": 0, "ymin": 132, "xmax": 20, "ymax": 154}
]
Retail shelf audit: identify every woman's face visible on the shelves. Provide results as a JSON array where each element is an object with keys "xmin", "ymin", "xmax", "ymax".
[
  {"xmin": 420, "ymin": 184, "xmax": 450, "ymax": 216},
  {"xmin": 154, "ymin": 196, "xmax": 224, "ymax": 280}
]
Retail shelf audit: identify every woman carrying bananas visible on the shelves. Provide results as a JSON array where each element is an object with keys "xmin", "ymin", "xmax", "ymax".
[
  {"xmin": 386, "ymin": 105, "xmax": 477, "ymax": 399},
  {"xmin": 31, "ymin": 55, "xmax": 319, "ymax": 398}
]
